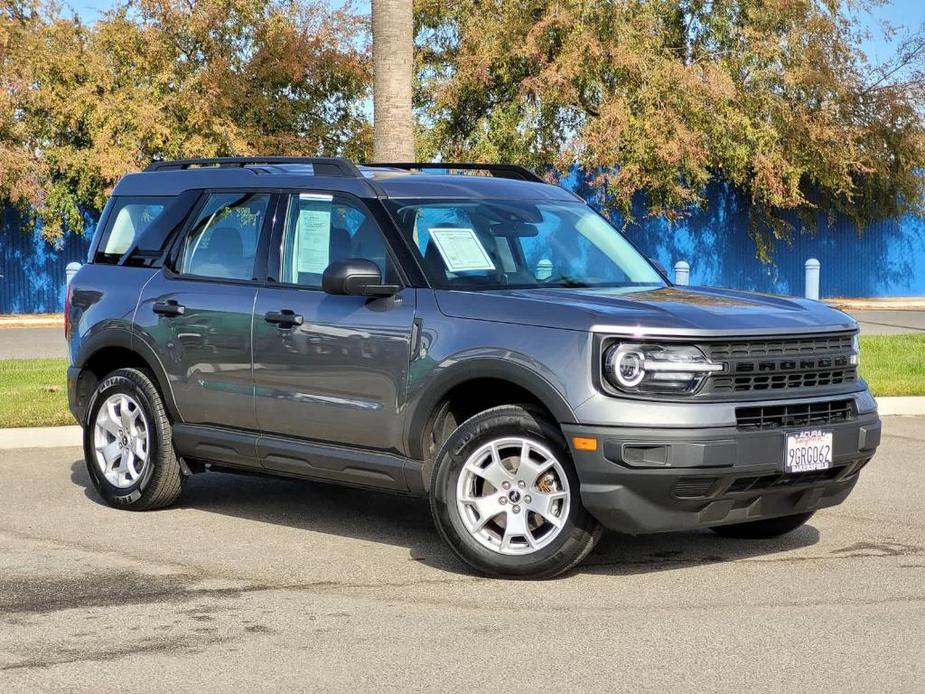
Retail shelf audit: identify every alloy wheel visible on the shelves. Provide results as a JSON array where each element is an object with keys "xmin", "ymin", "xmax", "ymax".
[
  {"xmin": 456, "ymin": 437, "xmax": 571, "ymax": 555},
  {"xmin": 92, "ymin": 393, "xmax": 150, "ymax": 489}
]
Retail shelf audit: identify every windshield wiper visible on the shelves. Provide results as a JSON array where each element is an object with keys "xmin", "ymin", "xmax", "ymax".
[{"xmin": 545, "ymin": 275, "xmax": 590, "ymax": 288}]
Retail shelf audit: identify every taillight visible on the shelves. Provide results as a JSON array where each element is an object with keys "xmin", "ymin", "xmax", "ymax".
[{"xmin": 64, "ymin": 282, "xmax": 73, "ymax": 341}]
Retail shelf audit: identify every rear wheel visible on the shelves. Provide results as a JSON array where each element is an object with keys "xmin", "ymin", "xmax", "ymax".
[
  {"xmin": 83, "ymin": 368, "xmax": 183, "ymax": 510},
  {"xmin": 710, "ymin": 512, "xmax": 815, "ymax": 539},
  {"xmin": 429, "ymin": 405, "xmax": 601, "ymax": 578}
]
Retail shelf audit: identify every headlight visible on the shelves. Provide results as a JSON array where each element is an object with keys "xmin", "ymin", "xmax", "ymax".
[
  {"xmin": 851, "ymin": 334, "xmax": 860, "ymax": 366},
  {"xmin": 603, "ymin": 343, "xmax": 722, "ymax": 394}
]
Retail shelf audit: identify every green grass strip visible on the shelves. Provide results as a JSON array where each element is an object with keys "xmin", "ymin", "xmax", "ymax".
[
  {"xmin": 0, "ymin": 358, "xmax": 73, "ymax": 428},
  {"xmin": 0, "ymin": 334, "xmax": 923, "ymax": 428},
  {"xmin": 859, "ymin": 334, "xmax": 925, "ymax": 397}
]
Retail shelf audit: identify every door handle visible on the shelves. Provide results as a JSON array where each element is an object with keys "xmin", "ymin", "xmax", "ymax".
[
  {"xmin": 153, "ymin": 299, "xmax": 185, "ymax": 317},
  {"xmin": 264, "ymin": 309, "xmax": 304, "ymax": 326}
]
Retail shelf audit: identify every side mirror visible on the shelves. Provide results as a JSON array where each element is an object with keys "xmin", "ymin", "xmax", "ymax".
[
  {"xmin": 649, "ymin": 257, "xmax": 668, "ymax": 277},
  {"xmin": 322, "ymin": 259, "xmax": 399, "ymax": 297}
]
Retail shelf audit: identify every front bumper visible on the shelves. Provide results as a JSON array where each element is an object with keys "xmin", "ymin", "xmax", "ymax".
[{"xmin": 562, "ymin": 411, "xmax": 881, "ymax": 534}]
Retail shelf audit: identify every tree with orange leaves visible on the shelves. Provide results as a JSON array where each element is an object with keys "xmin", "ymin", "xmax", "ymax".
[
  {"xmin": 415, "ymin": 0, "xmax": 925, "ymax": 257},
  {"xmin": 2, "ymin": 0, "xmax": 371, "ymax": 240}
]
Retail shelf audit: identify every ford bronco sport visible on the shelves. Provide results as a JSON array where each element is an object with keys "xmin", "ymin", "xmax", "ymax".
[{"xmin": 66, "ymin": 157, "xmax": 881, "ymax": 578}]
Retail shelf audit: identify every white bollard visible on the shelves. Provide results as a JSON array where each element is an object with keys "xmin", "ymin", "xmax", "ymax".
[
  {"xmin": 674, "ymin": 260, "xmax": 690, "ymax": 286},
  {"xmin": 65, "ymin": 261, "xmax": 82, "ymax": 286},
  {"xmin": 804, "ymin": 258, "xmax": 820, "ymax": 300}
]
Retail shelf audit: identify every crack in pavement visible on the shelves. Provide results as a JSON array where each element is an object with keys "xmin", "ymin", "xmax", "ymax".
[
  {"xmin": 2, "ymin": 634, "xmax": 232, "ymax": 672},
  {"xmin": 856, "ymin": 319, "xmax": 925, "ymax": 332},
  {"xmin": 2, "ymin": 528, "xmax": 922, "ymax": 615},
  {"xmin": 585, "ymin": 540, "xmax": 924, "ymax": 570}
]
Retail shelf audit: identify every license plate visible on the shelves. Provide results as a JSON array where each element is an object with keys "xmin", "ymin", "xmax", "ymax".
[{"xmin": 784, "ymin": 429, "xmax": 833, "ymax": 473}]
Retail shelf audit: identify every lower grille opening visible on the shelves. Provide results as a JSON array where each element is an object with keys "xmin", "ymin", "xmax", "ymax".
[
  {"xmin": 673, "ymin": 477, "xmax": 719, "ymax": 499},
  {"xmin": 726, "ymin": 466, "xmax": 844, "ymax": 494},
  {"xmin": 735, "ymin": 399, "xmax": 856, "ymax": 431}
]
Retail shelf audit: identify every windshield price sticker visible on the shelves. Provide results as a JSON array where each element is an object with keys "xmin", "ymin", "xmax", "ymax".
[
  {"xmin": 784, "ymin": 429, "xmax": 833, "ymax": 473},
  {"xmin": 428, "ymin": 228, "xmax": 496, "ymax": 272}
]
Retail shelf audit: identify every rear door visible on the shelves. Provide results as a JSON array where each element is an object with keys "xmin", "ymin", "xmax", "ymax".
[
  {"xmin": 252, "ymin": 191, "xmax": 416, "ymax": 454},
  {"xmin": 135, "ymin": 191, "xmax": 276, "ymax": 430}
]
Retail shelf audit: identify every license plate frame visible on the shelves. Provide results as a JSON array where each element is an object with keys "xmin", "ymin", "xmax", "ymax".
[{"xmin": 783, "ymin": 429, "xmax": 833, "ymax": 473}]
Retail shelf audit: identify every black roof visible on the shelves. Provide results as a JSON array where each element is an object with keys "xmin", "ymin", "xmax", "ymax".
[{"xmin": 113, "ymin": 158, "xmax": 578, "ymax": 202}]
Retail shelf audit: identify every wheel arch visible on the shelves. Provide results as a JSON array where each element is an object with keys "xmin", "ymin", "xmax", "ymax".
[
  {"xmin": 74, "ymin": 329, "xmax": 182, "ymax": 425},
  {"xmin": 406, "ymin": 359, "xmax": 577, "ymax": 463}
]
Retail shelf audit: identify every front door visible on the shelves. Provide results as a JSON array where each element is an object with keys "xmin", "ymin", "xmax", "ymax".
[
  {"xmin": 135, "ymin": 191, "xmax": 275, "ymax": 430},
  {"xmin": 252, "ymin": 192, "xmax": 415, "ymax": 453}
]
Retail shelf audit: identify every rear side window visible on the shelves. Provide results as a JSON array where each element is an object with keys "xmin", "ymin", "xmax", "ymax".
[
  {"xmin": 177, "ymin": 192, "xmax": 271, "ymax": 281},
  {"xmin": 93, "ymin": 196, "xmax": 171, "ymax": 263}
]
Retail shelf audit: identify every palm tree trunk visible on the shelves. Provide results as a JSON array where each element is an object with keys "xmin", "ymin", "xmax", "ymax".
[{"xmin": 371, "ymin": 0, "xmax": 414, "ymax": 161}]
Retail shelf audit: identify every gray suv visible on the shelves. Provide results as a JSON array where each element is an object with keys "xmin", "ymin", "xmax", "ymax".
[{"xmin": 66, "ymin": 157, "xmax": 881, "ymax": 578}]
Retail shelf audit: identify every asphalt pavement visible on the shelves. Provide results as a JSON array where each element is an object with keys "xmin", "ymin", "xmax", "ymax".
[
  {"xmin": 0, "ymin": 327, "xmax": 67, "ymax": 359},
  {"xmin": 0, "ymin": 417, "xmax": 922, "ymax": 692},
  {"xmin": 849, "ymin": 309, "xmax": 925, "ymax": 335}
]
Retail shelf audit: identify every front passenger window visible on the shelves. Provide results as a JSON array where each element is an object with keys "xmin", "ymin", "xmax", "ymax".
[
  {"xmin": 179, "ymin": 193, "xmax": 270, "ymax": 280},
  {"xmin": 279, "ymin": 193, "xmax": 396, "ymax": 288}
]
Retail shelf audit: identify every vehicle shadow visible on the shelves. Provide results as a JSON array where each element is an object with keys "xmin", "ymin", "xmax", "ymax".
[{"xmin": 71, "ymin": 461, "xmax": 820, "ymax": 579}]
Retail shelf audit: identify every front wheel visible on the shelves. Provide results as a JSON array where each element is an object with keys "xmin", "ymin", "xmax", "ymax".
[
  {"xmin": 429, "ymin": 405, "xmax": 601, "ymax": 579},
  {"xmin": 709, "ymin": 512, "xmax": 815, "ymax": 539},
  {"xmin": 83, "ymin": 368, "xmax": 184, "ymax": 511}
]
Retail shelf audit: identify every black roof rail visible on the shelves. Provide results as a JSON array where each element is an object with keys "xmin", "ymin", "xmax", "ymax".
[
  {"xmin": 145, "ymin": 156, "xmax": 363, "ymax": 177},
  {"xmin": 364, "ymin": 162, "xmax": 546, "ymax": 183}
]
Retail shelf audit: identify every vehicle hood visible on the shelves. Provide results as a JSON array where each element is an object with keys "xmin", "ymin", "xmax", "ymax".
[{"xmin": 433, "ymin": 286, "xmax": 857, "ymax": 335}]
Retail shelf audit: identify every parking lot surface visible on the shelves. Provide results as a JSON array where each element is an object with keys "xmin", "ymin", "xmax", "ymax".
[{"xmin": 0, "ymin": 418, "xmax": 923, "ymax": 693}]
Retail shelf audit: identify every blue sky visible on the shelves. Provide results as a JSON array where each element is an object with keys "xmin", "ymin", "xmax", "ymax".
[
  {"xmin": 855, "ymin": 0, "xmax": 925, "ymax": 63},
  {"xmin": 63, "ymin": 0, "xmax": 924, "ymax": 66}
]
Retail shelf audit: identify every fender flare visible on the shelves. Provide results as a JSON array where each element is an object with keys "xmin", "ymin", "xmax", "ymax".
[{"xmin": 404, "ymin": 357, "xmax": 578, "ymax": 460}]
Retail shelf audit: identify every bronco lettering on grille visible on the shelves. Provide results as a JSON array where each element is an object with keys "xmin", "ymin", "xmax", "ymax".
[{"xmin": 734, "ymin": 355, "xmax": 850, "ymax": 373}]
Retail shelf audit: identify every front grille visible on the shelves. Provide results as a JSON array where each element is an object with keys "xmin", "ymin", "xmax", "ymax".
[
  {"xmin": 700, "ymin": 331, "xmax": 858, "ymax": 396},
  {"xmin": 725, "ymin": 467, "xmax": 844, "ymax": 493},
  {"xmin": 736, "ymin": 399, "xmax": 856, "ymax": 431},
  {"xmin": 706, "ymin": 334, "xmax": 854, "ymax": 360}
]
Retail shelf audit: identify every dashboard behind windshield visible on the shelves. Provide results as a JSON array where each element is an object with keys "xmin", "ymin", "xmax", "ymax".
[{"xmin": 384, "ymin": 198, "xmax": 666, "ymax": 290}]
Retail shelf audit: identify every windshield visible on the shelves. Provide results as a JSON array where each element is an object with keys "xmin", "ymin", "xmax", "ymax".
[{"xmin": 385, "ymin": 199, "xmax": 666, "ymax": 290}]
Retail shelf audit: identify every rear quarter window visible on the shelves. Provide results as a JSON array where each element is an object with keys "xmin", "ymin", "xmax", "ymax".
[{"xmin": 92, "ymin": 196, "xmax": 173, "ymax": 264}]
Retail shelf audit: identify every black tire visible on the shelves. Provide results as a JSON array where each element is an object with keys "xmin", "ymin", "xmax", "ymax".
[
  {"xmin": 83, "ymin": 367, "xmax": 184, "ymax": 511},
  {"xmin": 429, "ymin": 405, "xmax": 602, "ymax": 579},
  {"xmin": 709, "ymin": 512, "xmax": 815, "ymax": 539}
]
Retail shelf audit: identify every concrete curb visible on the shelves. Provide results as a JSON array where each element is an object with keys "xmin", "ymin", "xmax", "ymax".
[
  {"xmin": 874, "ymin": 397, "xmax": 925, "ymax": 416},
  {"xmin": 0, "ymin": 426, "xmax": 82, "ymax": 449},
  {"xmin": 0, "ymin": 398, "xmax": 923, "ymax": 449},
  {"xmin": 826, "ymin": 297, "xmax": 925, "ymax": 310},
  {"xmin": 0, "ymin": 314, "xmax": 63, "ymax": 328}
]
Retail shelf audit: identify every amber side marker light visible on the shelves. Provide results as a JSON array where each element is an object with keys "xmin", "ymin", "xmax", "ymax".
[{"xmin": 572, "ymin": 436, "xmax": 598, "ymax": 452}]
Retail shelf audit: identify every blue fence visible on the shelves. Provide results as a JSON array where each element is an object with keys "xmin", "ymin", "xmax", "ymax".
[
  {"xmin": 601, "ymin": 182, "xmax": 925, "ymax": 299},
  {"xmin": 1, "ymin": 207, "xmax": 93, "ymax": 314},
  {"xmin": 2, "ymin": 181, "xmax": 924, "ymax": 314}
]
